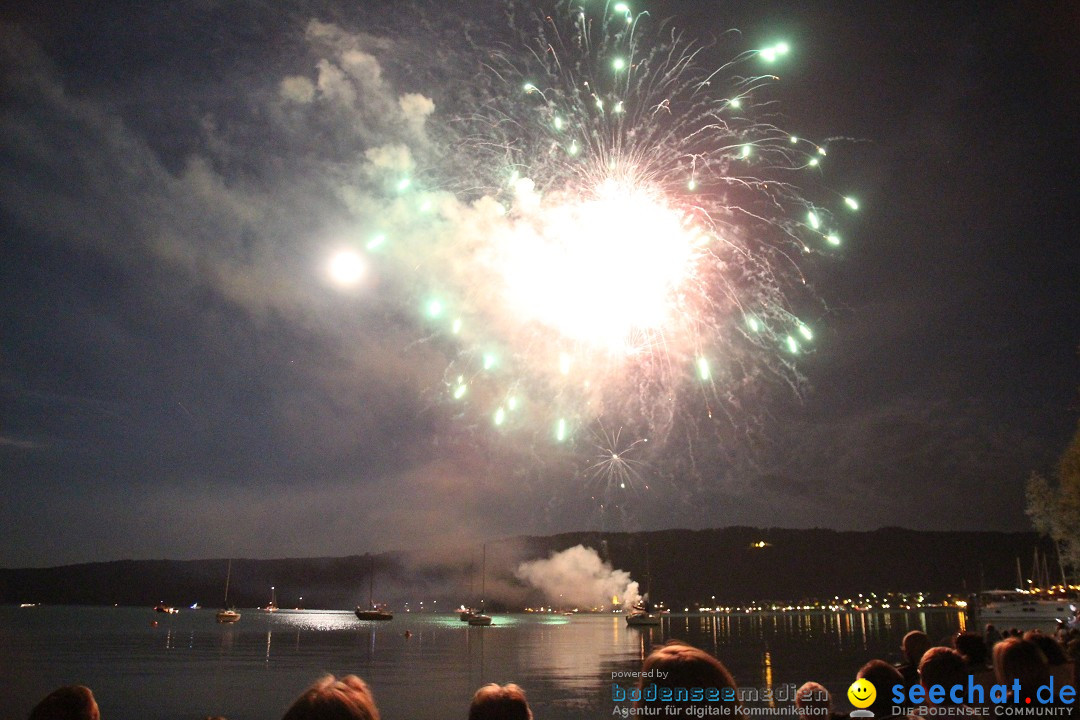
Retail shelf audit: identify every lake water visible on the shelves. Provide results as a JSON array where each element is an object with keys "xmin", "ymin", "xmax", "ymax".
[{"xmin": 1, "ymin": 606, "xmax": 968, "ymax": 719}]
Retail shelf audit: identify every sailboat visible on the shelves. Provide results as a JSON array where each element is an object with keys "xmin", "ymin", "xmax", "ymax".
[
  {"xmin": 355, "ymin": 556, "xmax": 393, "ymax": 621},
  {"xmin": 265, "ymin": 585, "xmax": 278, "ymax": 612},
  {"xmin": 459, "ymin": 551, "xmax": 480, "ymax": 621},
  {"xmin": 468, "ymin": 544, "xmax": 493, "ymax": 626},
  {"xmin": 216, "ymin": 559, "xmax": 241, "ymax": 623},
  {"xmin": 626, "ymin": 545, "xmax": 661, "ymax": 626}
]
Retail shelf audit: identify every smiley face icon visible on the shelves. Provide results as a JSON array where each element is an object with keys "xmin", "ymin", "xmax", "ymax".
[{"xmin": 847, "ymin": 678, "xmax": 876, "ymax": 709}]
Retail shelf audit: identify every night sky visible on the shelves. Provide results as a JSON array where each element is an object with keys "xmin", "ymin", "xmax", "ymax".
[{"xmin": 2, "ymin": 0, "xmax": 1077, "ymax": 568}]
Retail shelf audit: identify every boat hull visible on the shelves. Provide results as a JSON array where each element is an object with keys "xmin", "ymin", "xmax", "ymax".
[
  {"xmin": 355, "ymin": 608, "xmax": 394, "ymax": 621},
  {"xmin": 977, "ymin": 603, "xmax": 1071, "ymax": 629},
  {"xmin": 216, "ymin": 610, "xmax": 241, "ymax": 623},
  {"xmin": 972, "ymin": 591, "xmax": 1074, "ymax": 631},
  {"xmin": 467, "ymin": 614, "xmax": 492, "ymax": 626},
  {"xmin": 625, "ymin": 611, "xmax": 661, "ymax": 626}
]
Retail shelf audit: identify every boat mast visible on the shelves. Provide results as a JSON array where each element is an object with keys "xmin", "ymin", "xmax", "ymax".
[
  {"xmin": 224, "ymin": 559, "xmax": 232, "ymax": 608},
  {"xmin": 644, "ymin": 542, "xmax": 652, "ymax": 608},
  {"xmin": 369, "ymin": 555, "xmax": 374, "ymax": 609},
  {"xmin": 480, "ymin": 543, "xmax": 487, "ymax": 612}
]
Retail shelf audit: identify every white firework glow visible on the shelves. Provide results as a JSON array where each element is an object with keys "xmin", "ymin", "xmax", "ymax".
[
  {"xmin": 490, "ymin": 176, "xmax": 704, "ymax": 352},
  {"xmin": 329, "ymin": 0, "xmax": 857, "ymax": 472}
]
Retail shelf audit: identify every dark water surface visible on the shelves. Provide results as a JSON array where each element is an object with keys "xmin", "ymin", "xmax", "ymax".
[{"xmin": 0, "ymin": 606, "xmax": 967, "ymax": 719}]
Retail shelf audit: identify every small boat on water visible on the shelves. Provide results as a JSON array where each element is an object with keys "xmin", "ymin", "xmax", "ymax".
[
  {"xmin": 625, "ymin": 544, "xmax": 661, "ymax": 626},
  {"xmin": 458, "ymin": 606, "xmax": 478, "ymax": 621},
  {"xmin": 264, "ymin": 586, "xmax": 278, "ymax": 612},
  {"xmin": 154, "ymin": 604, "xmax": 179, "ymax": 615},
  {"xmin": 216, "ymin": 608, "xmax": 241, "ymax": 623},
  {"xmin": 355, "ymin": 556, "xmax": 393, "ymax": 621},
  {"xmin": 355, "ymin": 605, "xmax": 394, "ymax": 621},
  {"xmin": 466, "ymin": 544, "xmax": 493, "ymax": 626},
  {"xmin": 216, "ymin": 559, "xmax": 241, "ymax": 624},
  {"xmin": 625, "ymin": 600, "xmax": 661, "ymax": 626}
]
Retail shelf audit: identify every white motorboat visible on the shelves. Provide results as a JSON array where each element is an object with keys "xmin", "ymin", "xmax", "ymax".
[{"xmin": 974, "ymin": 590, "xmax": 1073, "ymax": 630}]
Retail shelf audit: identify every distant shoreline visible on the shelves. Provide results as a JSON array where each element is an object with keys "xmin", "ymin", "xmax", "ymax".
[{"xmin": 0, "ymin": 526, "xmax": 1048, "ymax": 610}]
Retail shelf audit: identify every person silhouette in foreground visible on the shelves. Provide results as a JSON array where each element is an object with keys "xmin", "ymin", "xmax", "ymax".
[
  {"xmin": 28, "ymin": 686, "xmax": 100, "ymax": 720},
  {"xmin": 468, "ymin": 683, "xmax": 533, "ymax": 720},
  {"xmin": 635, "ymin": 641, "xmax": 742, "ymax": 717},
  {"xmin": 281, "ymin": 675, "xmax": 380, "ymax": 720},
  {"xmin": 993, "ymin": 637, "xmax": 1053, "ymax": 705},
  {"xmin": 795, "ymin": 681, "xmax": 844, "ymax": 720},
  {"xmin": 856, "ymin": 659, "xmax": 906, "ymax": 720}
]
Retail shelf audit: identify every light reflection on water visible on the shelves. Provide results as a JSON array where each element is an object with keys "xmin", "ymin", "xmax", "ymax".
[{"xmin": 1, "ymin": 607, "xmax": 966, "ymax": 720}]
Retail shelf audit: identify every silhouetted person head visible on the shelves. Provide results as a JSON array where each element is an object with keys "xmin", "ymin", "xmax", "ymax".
[
  {"xmin": 857, "ymin": 659, "xmax": 904, "ymax": 717},
  {"xmin": 281, "ymin": 675, "xmax": 379, "ymax": 720},
  {"xmin": 28, "ymin": 686, "xmax": 100, "ymax": 720},
  {"xmin": 919, "ymin": 647, "xmax": 967, "ymax": 704},
  {"xmin": 636, "ymin": 641, "xmax": 741, "ymax": 716},
  {"xmin": 901, "ymin": 631, "xmax": 932, "ymax": 666},
  {"xmin": 993, "ymin": 637, "xmax": 1050, "ymax": 701},
  {"xmin": 953, "ymin": 632, "xmax": 989, "ymax": 667},
  {"xmin": 795, "ymin": 682, "xmax": 831, "ymax": 720},
  {"xmin": 468, "ymin": 683, "xmax": 533, "ymax": 720},
  {"xmin": 1023, "ymin": 631, "xmax": 1068, "ymax": 666}
]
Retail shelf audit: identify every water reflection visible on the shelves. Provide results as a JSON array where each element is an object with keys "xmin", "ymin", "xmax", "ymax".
[
  {"xmin": 262, "ymin": 609, "xmax": 360, "ymax": 632},
  {"xmin": 0, "ymin": 606, "xmax": 970, "ymax": 720},
  {"xmin": 763, "ymin": 650, "xmax": 774, "ymax": 703}
]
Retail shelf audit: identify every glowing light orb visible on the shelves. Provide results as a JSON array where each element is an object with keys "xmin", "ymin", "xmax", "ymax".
[
  {"xmin": 328, "ymin": 250, "xmax": 365, "ymax": 286},
  {"xmin": 426, "ymin": 299, "xmax": 445, "ymax": 318}
]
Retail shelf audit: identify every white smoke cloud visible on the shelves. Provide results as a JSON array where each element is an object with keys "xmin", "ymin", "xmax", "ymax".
[
  {"xmin": 279, "ymin": 75, "xmax": 316, "ymax": 104},
  {"xmin": 515, "ymin": 545, "xmax": 641, "ymax": 610},
  {"xmin": 398, "ymin": 92, "xmax": 435, "ymax": 134},
  {"xmin": 364, "ymin": 144, "xmax": 414, "ymax": 174}
]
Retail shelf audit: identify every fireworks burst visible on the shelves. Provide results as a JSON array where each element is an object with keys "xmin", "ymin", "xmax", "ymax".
[
  {"xmin": 587, "ymin": 423, "xmax": 649, "ymax": 494},
  {"xmin": 346, "ymin": 1, "xmax": 856, "ymax": 488}
]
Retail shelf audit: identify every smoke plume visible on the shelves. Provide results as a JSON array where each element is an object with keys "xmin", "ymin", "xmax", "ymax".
[{"xmin": 515, "ymin": 545, "xmax": 640, "ymax": 610}]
